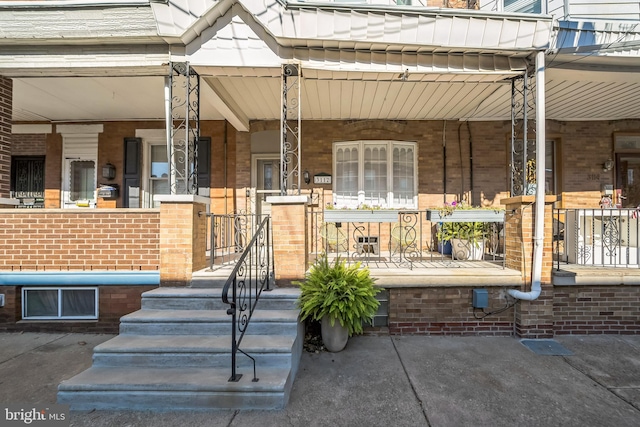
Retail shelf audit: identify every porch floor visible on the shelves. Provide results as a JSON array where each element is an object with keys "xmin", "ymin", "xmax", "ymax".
[
  {"xmin": 553, "ymin": 263, "xmax": 640, "ymax": 286},
  {"xmin": 205, "ymin": 255, "xmax": 523, "ymax": 288}
]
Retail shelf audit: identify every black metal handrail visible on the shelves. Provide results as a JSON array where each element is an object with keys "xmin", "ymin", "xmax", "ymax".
[{"xmin": 221, "ymin": 216, "xmax": 272, "ymax": 382}]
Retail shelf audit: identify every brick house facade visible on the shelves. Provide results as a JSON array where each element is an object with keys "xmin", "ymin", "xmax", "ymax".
[{"xmin": 1, "ymin": 1, "xmax": 639, "ymax": 337}]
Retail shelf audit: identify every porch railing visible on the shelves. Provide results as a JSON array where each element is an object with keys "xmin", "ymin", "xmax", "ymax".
[
  {"xmin": 221, "ymin": 216, "xmax": 272, "ymax": 382},
  {"xmin": 308, "ymin": 209, "xmax": 505, "ymax": 268},
  {"xmin": 207, "ymin": 212, "xmax": 270, "ymax": 268},
  {"xmin": 554, "ymin": 208, "xmax": 640, "ymax": 269}
]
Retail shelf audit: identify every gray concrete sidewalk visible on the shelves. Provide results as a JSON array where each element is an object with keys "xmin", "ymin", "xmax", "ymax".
[{"xmin": 1, "ymin": 332, "xmax": 640, "ymax": 427}]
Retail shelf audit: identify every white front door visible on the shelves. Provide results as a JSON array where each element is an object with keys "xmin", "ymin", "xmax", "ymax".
[{"xmin": 62, "ymin": 158, "xmax": 97, "ymax": 208}]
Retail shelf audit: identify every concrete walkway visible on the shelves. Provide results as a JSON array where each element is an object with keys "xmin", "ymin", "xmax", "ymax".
[{"xmin": 1, "ymin": 333, "xmax": 640, "ymax": 426}]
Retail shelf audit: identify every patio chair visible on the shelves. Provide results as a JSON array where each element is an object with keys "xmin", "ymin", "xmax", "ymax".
[
  {"xmin": 390, "ymin": 223, "xmax": 418, "ymax": 255},
  {"xmin": 320, "ymin": 222, "xmax": 348, "ymax": 252}
]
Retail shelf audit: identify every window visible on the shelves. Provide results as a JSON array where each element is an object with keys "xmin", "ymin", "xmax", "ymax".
[
  {"xmin": 333, "ymin": 141, "xmax": 417, "ymax": 209},
  {"xmin": 22, "ymin": 287, "xmax": 98, "ymax": 320},
  {"xmin": 503, "ymin": 0, "xmax": 541, "ymax": 14}
]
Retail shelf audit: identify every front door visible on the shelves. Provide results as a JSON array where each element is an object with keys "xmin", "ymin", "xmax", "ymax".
[
  {"xmin": 62, "ymin": 158, "xmax": 97, "ymax": 208},
  {"xmin": 616, "ymin": 153, "xmax": 640, "ymax": 208},
  {"xmin": 256, "ymin": 158, "xmax": 280, "ymax": 217}
]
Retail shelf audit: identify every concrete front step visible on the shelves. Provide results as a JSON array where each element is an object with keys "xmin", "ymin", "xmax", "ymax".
[
  {"xmin": 58, "ymin": 366, "xmax": 295, "ymax": 410},
  {"xmin": 119, "ymin": 309, "xmax": 300, "ymax": 336},
  {"xmin": 190, "ymin": 268, "xmax": 237, "ymax": 288},
  {"xmin": 141, "ymin": 287, "xmax": 300, "ymax": 311},
  {"xmin": 92, "ymin": 334, "xmax": 300, "ymax": 369}
]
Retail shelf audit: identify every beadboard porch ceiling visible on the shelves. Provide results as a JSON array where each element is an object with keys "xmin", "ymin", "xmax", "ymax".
[{"xmin": 12, "ymin": 57, "xmax": 640, "ymax": 125}]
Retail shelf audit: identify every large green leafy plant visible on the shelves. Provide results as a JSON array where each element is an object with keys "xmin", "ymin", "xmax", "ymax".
[
  {"xmin": 437, "ymin": 222, "xmax": 488, "ymax": 248},
  {"xmin": 296, "ymin": 255, "xmax": 381, "ymax": 336}
]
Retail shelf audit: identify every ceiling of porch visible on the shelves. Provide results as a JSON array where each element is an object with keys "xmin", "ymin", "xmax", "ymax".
[{"xmin": 12, "ymin": 58, "xmax": 640, "ymax": 125}]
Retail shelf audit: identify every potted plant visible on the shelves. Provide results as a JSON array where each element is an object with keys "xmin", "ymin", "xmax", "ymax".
[
  {"xmin": 526, "ymin": 158, "xmax": 537, "ymax": 195},
  {"xmin": 295, "ymin": 255, "xmax": 381, "ymax": 352},
  {"xmin": 437, "ymin": 221, "xmax": 488, "ymax": 261}
]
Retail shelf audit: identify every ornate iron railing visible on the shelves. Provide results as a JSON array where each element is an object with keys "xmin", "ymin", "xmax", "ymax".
[
  {"xmin": 308, "ymin": 209, "xmax": 505, "ymax": 269},
  {"xmin": 207, "ymin": 212, "xmax": 270, "ymax": 268},
  {"xmin": 555, "ymin": 208, "xmax": 640, "ymax": 269},
  {"xmin": 167, "ymin": 61, "xmax": 200, "ymax": 195},
  {"xmin": 510, "ymin": 73, "xmax": 537, "ymax": 196},
  {"xmin": 221, "ymin": 216, "xmax": 272, "ymax": 382}
]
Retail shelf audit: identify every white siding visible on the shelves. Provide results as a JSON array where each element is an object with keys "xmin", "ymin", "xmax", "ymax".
[
  {"xmin": 569, "ymin": 0, "xmax": 640, "ymax": 20},
  {"xmin": 481, "ymin": 0, "xmax": 640, "ymax": 20}
]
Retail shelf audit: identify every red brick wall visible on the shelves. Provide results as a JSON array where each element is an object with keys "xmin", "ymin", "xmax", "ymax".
[
  {"xmin": 0, "ymin": 286, "xmax": 19, "ymax": 325},
  {"xmin": 11, "ymin": 134, "xmax": 46, "ymax": 156},
  {"xmin": 554, "ymin": 286, "xmax": 640, "ymax": 335},
  {"xmin": 0, "ymin": 77, "xmax": 11, "ymax": 198},
  {"xmin": 388, "ymin": 287, "xmax": 514, "ymax": 336},
  {"xmin": 0, "ymin": 285, "xmax": 155, "ymax": 333},
  {"xmin": 0, "ymin": 209, "xmax": 160, "ymax": 270}
]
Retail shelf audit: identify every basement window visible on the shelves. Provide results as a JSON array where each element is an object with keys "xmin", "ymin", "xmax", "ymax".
[{"xmin": 22, "ymin": 287, "xmax": 98, "ymax": 320}]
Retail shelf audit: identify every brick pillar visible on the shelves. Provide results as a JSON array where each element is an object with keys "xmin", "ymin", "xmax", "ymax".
[
  {"xmin": 157, "ymin": 195, "xmax": 210, "ymax": 287},
  {"xmin": 267, "ymin": 195, "xmax": 309, "ymax": 285},
  {"xmin": 503, "ymin": 195, "xmax": 556, "ymax": 338},
  {"xmin": 0, "ymin": 77, "xmax": 12, "ymax": 199}
]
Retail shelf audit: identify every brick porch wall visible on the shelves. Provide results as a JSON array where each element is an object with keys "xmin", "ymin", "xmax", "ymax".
[
  {"xmin": 0, "ymin": 285, "xmax": 155, "ymax": 333},
  {"xmin": 0, "ymin": 209, "xmax": 160, "ymax": 270},
  {"xmin": 388, "ymin": 287, "xmax": 513, "ymax": 336},
  {"xmin": 554, "ymin": 286, "xmax": 640, "ymax": 335}
]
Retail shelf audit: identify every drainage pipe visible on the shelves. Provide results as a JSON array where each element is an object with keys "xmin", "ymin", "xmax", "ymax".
[{"xmin": 508, "ymin": 51, "xmax": 545, "ymax": 301}]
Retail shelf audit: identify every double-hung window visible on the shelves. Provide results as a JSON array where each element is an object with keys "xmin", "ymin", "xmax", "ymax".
[{"xmin": 333, "ymin": 141, "xmax": 417, "ymax": 209}]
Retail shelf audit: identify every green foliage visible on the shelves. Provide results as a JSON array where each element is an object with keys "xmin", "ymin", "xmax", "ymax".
[
  {"xmin": 295, "ymin": 255, "xmax": 381, "ymax": 336},
  {"xmin": 437, "ymin": 222, "xmax": 487, "ymax": 247}
]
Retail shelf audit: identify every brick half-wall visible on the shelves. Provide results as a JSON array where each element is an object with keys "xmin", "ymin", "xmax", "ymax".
[
  {"xmin": 388, "ymin": 287, "xmax": 514, "ymax": 336},
  {"xmin": 0, "ymin": 209, "xmax": 160, "ymax": 270},
  {"xmin": 0, "ymin": 285, "xmax": 156, "ymax": 333},
  {"xmin": 554, "ymin": 286, "xmax": 640, "ymax": 335}
]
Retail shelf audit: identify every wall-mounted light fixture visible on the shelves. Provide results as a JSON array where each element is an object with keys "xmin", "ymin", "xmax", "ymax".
[
  {"xmin": 303, "ymin": 170, "xmax": 311, "ymax": 185},
  {"xmin": 603, "ymin": 157, "xmax": 614, "ymax": 172},
  {"xmin": 102, "ymin": 163, "xmax": 116, "ymax": 180}
]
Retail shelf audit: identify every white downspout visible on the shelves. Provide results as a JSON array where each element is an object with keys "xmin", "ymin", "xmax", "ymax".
[{"xmin": 508, "ymin": 51, "xmax": 546, "ymax": 301}]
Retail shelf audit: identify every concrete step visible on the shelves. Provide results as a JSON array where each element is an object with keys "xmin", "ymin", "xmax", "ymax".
[
  {"xmin": 141, "ymin": 287, "xmax": 300, "ymax": 311},
  {"xmin": 58, "ymin": 365, "xmax": 296, "ymax": 411},
  {"xmin": 119, "ymin": 309, "xmax": 300, "ymax": 336},
  {"xmin": 190, "ymin": 268, "xmax": 237, "ymax": 288},
  {"xmin": 92, "ymin": 333, "xmax": 301, "ymax": 369}
]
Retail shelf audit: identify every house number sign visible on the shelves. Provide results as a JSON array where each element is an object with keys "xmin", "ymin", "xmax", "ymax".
[{"xmin": 314, "ymin": 174, "xmax": 332, "ymax": 185}]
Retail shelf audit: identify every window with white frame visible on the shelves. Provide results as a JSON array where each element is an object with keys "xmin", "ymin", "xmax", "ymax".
[
  {"xmin": 333, "ymin": 141, "xmax": 417, "ymax": 209},
  {"xmin": 22, "ymin": 287, "xmax": 98, "ymax": 320}
]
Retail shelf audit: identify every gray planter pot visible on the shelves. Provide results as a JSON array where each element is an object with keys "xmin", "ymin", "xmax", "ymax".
[
  {"xmin": 426, "ymin": 209, "xmax": 505, "ymax": 223},
  {"xmin": 321, "ymin": 315, "xmax": 349, "ymax": 352},
  {"xmin": 323, "ymin": 209, "xmax": 399, "ymax": 223}
]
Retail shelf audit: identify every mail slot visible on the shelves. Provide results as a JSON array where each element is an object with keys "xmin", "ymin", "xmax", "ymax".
[{"xmin": 98, "ymin": 184, "xmax": 119, "ymax": 199}]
